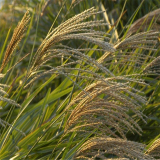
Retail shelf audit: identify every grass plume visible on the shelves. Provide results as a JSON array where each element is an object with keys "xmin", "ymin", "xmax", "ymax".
[
  {"xmin": 75, "ymin": 137, "xmax": 154, "ymax": 160},
  {"xmin": 0, "ymin": 11, "xmax": 30, "ymax": 73},
  {"xmin": 0, "ymin": 1, "xmax": 160, "ymax": 159}
]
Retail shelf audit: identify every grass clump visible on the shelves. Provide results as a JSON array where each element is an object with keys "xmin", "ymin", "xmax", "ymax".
[{"xmin": 0, "ymin": 0, "xmax": 160, "ymax": 159}]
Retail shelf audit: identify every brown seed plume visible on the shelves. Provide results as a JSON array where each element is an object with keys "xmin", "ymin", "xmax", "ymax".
[
  {"xmin": 75, "ymin": 137, "xmax": 154, "ymax": 159},
  {"xmin": 127, "ymin": 8, "xmax": 160, "ymax": 36},
  {"xmin": 0, "ymin": 11, "xmax": 30, "ymax": 73}
]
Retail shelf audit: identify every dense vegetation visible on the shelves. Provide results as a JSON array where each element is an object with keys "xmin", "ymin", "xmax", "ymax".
[{"xmin": 0, "ymin": 0, "xmax": 160, "ymax": 159}]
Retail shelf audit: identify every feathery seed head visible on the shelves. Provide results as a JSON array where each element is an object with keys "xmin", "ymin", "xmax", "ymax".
[
  {"xmin": 0, "ymin": 10, "xmax": 30, "ymax": 73},
  {"xmin": 75, "ymin": 137, "xmax": 154, "ymax": 160}
]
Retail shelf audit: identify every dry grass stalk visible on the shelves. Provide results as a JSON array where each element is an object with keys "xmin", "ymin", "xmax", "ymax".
[
  {"xmin": 0, "ymin": 11, "xmax": 30, "ymax": 73},
  {"xmin": 127, "ymin": 8, "xmax": 160, "ymax": 36},
  {"xmin": 65, "ymin": 77, "xmax": 147, "ymax": 139},
  {"xmin": 146, "ymin": 138, "xmax": 160, "ymax": 158},
  {"xmin": 74, "ymin": 137, "xmax": 154, "ymax": 160}
]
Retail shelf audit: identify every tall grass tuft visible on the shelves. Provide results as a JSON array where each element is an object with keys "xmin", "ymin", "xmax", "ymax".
[{"xmin": 0, "ymin": 0, "xmax": 160, "ymax": 159}]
